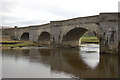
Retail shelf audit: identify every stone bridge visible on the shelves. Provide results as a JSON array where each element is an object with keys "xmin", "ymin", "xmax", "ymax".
[{"xmin": 2, "ymin": 13, "xmax": 119, "ymax": 54}]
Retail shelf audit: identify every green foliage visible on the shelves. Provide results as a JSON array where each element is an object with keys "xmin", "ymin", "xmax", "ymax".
[
  {"xmin": 1, "ymin": 37, "xmax": 99, "ymax": 47},
  {"xmin": 81, "ymin": 37, "xmax": 99, "ymax": 43},
  {"xmin": 2, "ymin": 41, "xmax": 37, "ymax": 47}
]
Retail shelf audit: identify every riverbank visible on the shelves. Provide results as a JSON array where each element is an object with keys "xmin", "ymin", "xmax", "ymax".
[
  {"xmin": 0, "ymin": 40, "xmax": 38, "ymax": 50},
  {"xmin": 1, "ymin": 37, "xmax": 99, "ymax": 49},
  {"xmin": 81, "ymin": 37, "xmax": 99, "ymax": 44}
]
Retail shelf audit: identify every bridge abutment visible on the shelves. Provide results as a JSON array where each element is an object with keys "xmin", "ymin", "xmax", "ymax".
[{"xmin": 99, "ymin": 13, "xmax": 118, "ymax": 54}]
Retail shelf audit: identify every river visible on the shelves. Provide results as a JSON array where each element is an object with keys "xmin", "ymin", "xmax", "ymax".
[{"xmin": 1, "ymin": 44, "xmax": 118, "ymax": 78}]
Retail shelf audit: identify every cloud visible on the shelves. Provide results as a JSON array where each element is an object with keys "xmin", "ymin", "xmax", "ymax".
[{"xmin": 0, "ymin": 0, "xmax": 119, "ymax": 27}]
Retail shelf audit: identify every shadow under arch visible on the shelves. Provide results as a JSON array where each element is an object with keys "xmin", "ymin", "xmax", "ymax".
[
  {"xmin": 38, "ymin": 32, "xmax": 51, "ymax": 45},
  {"xmin": 20, "ymin": 32, "xmax": 29, "ymax": 41},
  {"xmin": 62, "ymin": 27, "xmax": 88, "ymax": 47}
]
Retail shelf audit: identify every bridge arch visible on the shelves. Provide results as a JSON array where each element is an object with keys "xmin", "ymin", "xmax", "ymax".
[
  {"xmin": 20, "ymin": 32, "xmax": 29, "ymax": 41},
  {"xmin": 38, "ymin": 32, "xmax": 51, "ymax": 45},
  {"xmin": 62, "ymin": 27, "xmax": 88, "ymax": 47}
]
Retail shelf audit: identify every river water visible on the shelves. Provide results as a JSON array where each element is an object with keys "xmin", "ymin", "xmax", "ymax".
[{"xmin": 1, "ymin": 44, "xmax": 118, "ymax": 78}]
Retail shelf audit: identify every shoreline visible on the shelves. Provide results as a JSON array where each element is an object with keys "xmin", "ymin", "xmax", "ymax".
[{"xmin": 1, "ymin": 37, "xmax": 99, "ymax": 50}]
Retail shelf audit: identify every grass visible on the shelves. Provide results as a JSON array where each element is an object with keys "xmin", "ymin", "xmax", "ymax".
[
  {"xmin": 1, "ymin": 40, "xmax": 37, "ymax": 47},
  {"xmin": 81, "ymin": 37, "xmax": 99, "ymax": 43},
  {"xmin": 2, "ymin": 43, "xmax": 37, "ymax": 47},
  {"xmin": 1, "ymin": 37, "xmax": 99, "ymax": 48}
]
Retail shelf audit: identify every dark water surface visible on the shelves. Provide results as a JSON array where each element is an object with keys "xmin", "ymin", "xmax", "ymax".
[{"xmin": 2, "ymin": 44, "xmax": 118, "ymax": 78}]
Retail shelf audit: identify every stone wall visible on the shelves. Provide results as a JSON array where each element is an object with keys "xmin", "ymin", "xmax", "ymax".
[
  {"xmin": 99, "ymin": 13, "xmax": 118, "ymax": 54},
  {"xmin": 2, "ymin": 28, "xmax": 15, "ymax": 40}
]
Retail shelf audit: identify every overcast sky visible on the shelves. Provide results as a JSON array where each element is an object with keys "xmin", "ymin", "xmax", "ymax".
[{"xmin": 0, "ymin": 0, "xmax": 119, "ymax": 27}]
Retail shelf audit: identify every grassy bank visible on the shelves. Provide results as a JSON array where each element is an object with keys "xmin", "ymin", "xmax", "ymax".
[
  {"xmin": 81, "ymin": 37, "xmax": 99, "ymax": 44},
  {"xmin": 1, "ymin": 37, "xmax": 99, "ymax": 48},
  {"xmin": 1, "ymin": 40, "xmax": 37, "ymax": 48}
]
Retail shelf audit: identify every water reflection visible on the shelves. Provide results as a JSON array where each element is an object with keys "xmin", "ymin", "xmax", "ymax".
[
  {"xmin": 2, "ymin": 44, "xmax": 118, "ymax": 78},
  {"xmin": 80, "ymin": 44, "xmax": 100, "ymax": 69}
]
